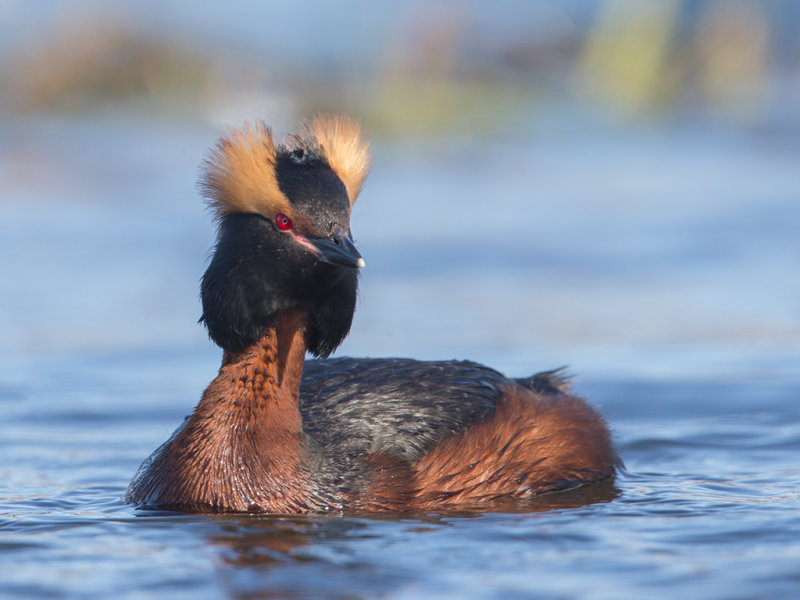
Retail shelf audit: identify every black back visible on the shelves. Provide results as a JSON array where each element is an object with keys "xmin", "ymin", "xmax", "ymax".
[{"xmin": 300, "ymin": 357, "xmax": 506, "ymax": 463}]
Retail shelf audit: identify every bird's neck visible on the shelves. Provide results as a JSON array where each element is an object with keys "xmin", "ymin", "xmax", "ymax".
[
  {"xmin": 198, "ymin": 308, "xmax": 308, "ymax": 431},
  {"xmin": 184, "ymin": 308, "xmax": 311, "ymax": 511},
  {"xmin": 127, "ymin": 308, "xmax": 319, "ymax": 512}
]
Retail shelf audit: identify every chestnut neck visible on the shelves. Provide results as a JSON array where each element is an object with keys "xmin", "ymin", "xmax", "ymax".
[{"xmin": 198, "ymin": 309, "xmax": 309, "ymax": 433}]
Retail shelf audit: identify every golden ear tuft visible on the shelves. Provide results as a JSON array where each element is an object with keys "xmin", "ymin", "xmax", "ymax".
[
  {"xmin": 200, "ymin": 122, "xmax": 292, "ymax": 220},
  {"xmin": 293, "ymin": 115, "xmax": 372, "ymax": 205}
]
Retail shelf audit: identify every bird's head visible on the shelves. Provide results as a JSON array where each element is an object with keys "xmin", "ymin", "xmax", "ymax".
[{"xmin": 198, "ymin": 116, "xmax": 371, "ymax": 356}]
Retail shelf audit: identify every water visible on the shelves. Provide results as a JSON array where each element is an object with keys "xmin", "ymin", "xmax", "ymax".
[{"xmin": 1, "ymin": 115, "xmax": 799, "ymax": 599}]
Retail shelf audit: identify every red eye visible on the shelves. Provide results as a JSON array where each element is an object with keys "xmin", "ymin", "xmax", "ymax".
[{"xmin": 275, "ymin": 213, "xmax": 293, "ymax": 231}]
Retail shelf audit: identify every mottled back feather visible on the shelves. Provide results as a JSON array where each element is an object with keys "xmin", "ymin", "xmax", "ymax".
[{"xmin": 300, "ymin": 358, "xmax": 505, "ymax": 463}]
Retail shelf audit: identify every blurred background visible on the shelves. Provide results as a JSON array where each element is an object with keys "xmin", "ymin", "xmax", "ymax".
[{"xmin": 1, "ymin": 0, "xmax": 798, "ymax": 383}]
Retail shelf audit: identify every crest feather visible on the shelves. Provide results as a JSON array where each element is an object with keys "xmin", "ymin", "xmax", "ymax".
[
  {"xmin": 200, "ymin": 122, "xmax": 292, "ymax": 220},
  {"xmin": 200, "ymin": 116, "xmax": 371, "ymax": 219},
  {"xmin": 289, "ymin": 115, "xmax": 372, "ymax": 205}
]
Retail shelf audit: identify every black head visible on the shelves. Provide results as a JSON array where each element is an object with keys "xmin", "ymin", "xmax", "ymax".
[{"xmin": 198, "ymin": 117, "xmax": 371, "ymax": 356}]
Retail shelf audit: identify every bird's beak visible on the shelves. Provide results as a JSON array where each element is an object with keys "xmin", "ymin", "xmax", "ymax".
[{"xmin": 302, "ymin": 231, "xmax": 365, "ymax": 269}]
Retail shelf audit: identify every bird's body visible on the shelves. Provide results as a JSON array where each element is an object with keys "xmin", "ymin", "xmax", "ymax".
[{"xmin": 126, "ymin": 116, "xmax": 619, "ymax": 514}]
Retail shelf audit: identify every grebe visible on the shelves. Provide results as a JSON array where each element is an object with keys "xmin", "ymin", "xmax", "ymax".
[{"xmin": 126, "ymin": 116, "xmax": 619, "ymax": 513}]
